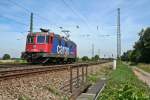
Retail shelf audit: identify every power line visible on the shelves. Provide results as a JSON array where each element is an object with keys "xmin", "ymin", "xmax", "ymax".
[
  {"xmin": 0, "ymin": 15, "xmax": 29, "ymax": 26},
  {"xmin": 69, "ymin": 0, "xmax": 91, "ymax": 24},
  {"xmin": 7, "ymin": 0, "xmax": 58, "ymax": 28},
  {"xmin": 7, "ymin": 0, "xmax": 31, "ymax": 13},
  {"xmin": 68, "ymin": 1, "xmax": 117, "ymax": 33},
  {"xmin": 0, "ymin": 17, "xmax": 40, "ymax": 36},
  {"xmin": 7, "ymin": 0, "xmax": 96, "ymax": 33},
  {"xmin": 0, "ymin": 14, "xmax": 40, "ymax": 31},
  {"xmin": 0, "ymin": 31, "xmax": 28, "ymax": 33},
  {"xmin": 61, "ymin": 0, "xmax": 93, "ymax": 32}
]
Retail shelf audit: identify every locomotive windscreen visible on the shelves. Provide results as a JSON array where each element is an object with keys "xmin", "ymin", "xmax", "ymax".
[
  {"xmin": 37, "ymin": 36, "xmax": 45, "ymax": 43},
  {"xmin": 27, "ymin": 36, "xmax": 34, "ymax": 43}
]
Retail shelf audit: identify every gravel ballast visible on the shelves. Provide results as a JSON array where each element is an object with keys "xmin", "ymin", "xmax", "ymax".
[{"xmin": 0, "ymin": 62, "xmax": 112, "ymax": 100}]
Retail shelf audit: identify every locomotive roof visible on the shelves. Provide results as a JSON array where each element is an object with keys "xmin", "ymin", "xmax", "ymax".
[
  {"xmin": 28, "ymin": 32, "xmax": 76, "ymax": 46},
  {"xmin": 28, "ymin": 32, "xmax": 53, "ymax": 35}
]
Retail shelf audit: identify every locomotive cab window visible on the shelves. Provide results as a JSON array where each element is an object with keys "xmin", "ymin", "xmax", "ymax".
[
  {"xmin": 37, "ymin": 36, "xmax": 45, "ymax": 43},
  {"xmin": 27, "ymin": 36, "xmax": 34, "ymax": 43}
]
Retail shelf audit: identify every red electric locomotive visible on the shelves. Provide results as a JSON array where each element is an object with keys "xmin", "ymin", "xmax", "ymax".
[{"xmin": 22, "ymin": 29, "xmax": 77, "ymax": 64}]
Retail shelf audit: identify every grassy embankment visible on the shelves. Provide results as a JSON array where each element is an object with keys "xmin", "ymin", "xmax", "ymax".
[
  {"xmin": 98, "ymin": 62, "xmax": 150, "ymax": 100},
  {"xmin": 138, "ymin": 63, "xmax": 150, "ymax": 73},
  {"xmin": 0, "ymin": 59, "xmax": 27, "ymax": 64},
  {"xmin": 87, "ymin": 64, "xmax": 112, "ymax": 84}
]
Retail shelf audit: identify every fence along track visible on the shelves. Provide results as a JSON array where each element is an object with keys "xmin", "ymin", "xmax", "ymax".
[
  {"xmin": 60, "ymin": 61, "xmax": 112, "ymax": 99},
  {"xmin": 58, "ymin": 64, "xmax": 89, "ymax": 99}
]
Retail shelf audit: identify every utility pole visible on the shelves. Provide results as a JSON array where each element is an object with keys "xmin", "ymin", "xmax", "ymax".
[
  {"xmin": 117, "ymin": 8, "xmax": 121, "ymax": 59},
  {"xmin": 30, "ymin": 12, "xmax": 33, "ymax": 33},
  {"xmin": 92, "ymin": 44, "xmax": 94, "ymax": 57}
]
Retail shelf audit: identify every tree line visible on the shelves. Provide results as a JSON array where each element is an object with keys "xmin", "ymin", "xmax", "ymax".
[
  {"xmin": 77, "ymin": 55, "xmax": 100, "ymax": 62},
  {"xmin": 1, "ymin": 54, "xmax": 11, "ymax": 60},
  {"xmin": 1, "ymin": 53, "xmax": 101, "ymax": 62},
  {"xmin": 121, "ymin": 27, "xmax": 150, "ymax": 63}
]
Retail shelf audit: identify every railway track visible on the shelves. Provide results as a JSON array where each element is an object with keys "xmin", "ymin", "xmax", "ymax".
[
  {"xmin": 0, "ymin": 64, "xmax": 28, "ymax": 68},
  {"xmin": 0, "ymin": 64, "xmax": 80, "ymax": 80},
  {"xmin": 0, "ymin": 61, "xmax": 112, "ymax": 100},
  {"xmin": 0, "ymin": 61, "xmax": 109, "ymax": 80}
]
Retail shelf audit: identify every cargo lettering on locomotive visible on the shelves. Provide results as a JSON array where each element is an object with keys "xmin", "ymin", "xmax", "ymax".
[
  {"xmin": 57, "ymin": 45, "xmax": 69, "ymax": 55},
  {"xmin": 57, "ymin": 45, "xmax": 63, "ymax": 54}
]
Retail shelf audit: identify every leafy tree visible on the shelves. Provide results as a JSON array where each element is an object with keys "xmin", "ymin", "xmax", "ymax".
[
  {"xmin": 76, "ymin": 57, "xmax": 79, "ymax": 62},
  {"xmin": 140, "ymin": 28, "xmax": 150, "ymax": 63},
  {"xmin": 76, "ymin": 57, "xmax": 81, "ymax": 62},
  {"xmin": 94, "ymin": 55, "xmax": 100, "ymax": 61},
  {"xmin": 95, "ymin": 55, "xmax": 100, "ymax": 60},
  {"xmin": 91, "ymin": 57, "xmax": 95, "ymax": 61},
  {"xmin": 3, "ymin": 54, "xmax": 11, "ymax": 60},
  {"xmin": 134, "ymin": 28, "xmax": 150, "ymax": 63},
  {"xmin": 122, "ymin": 27, "xmax": 150, "ymax": 63},
  {"xmin": 91, "ymin": 55, "xmax": 100, "ymax": 61},
  {"xmin": 82, "ymin": 56, "xmax": 89, "ymax": 61},
  {"xmin": 121, "ymin": 50, "xmax": 132, "ymax": 61}
]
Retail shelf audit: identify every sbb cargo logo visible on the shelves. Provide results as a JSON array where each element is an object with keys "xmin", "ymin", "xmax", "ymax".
[{"xmin": 57, "ymin": 45, "xmax": 69, "ymax": 55}]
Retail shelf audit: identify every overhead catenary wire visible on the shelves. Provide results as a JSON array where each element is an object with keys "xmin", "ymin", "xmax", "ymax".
[
  {"xmin": 62, "ymin": 0, "xmax": 116, "ymax": 39},
  {"xmin": 7, "ymin": 0, "xmax": 83, "ymax": 31},
  {"xmin": 7, "ymin": 0, "xmax": 31, "ymax": 13},
  {"xmin": 69, "ymin": 0, "xmax": 92, "ymax": 26},
  {"xmin": 7, "ymin": 0, "xmax": 59, "ymax": 28},
  {"xmin": 0, "ymin": 14, "xmax": 40, "ymax": 30},
  {"xmin": 6, "ymin": 0, "xmax": 102, "ymax": 34},
  {"xmin": 0, "ymin": 1, "xmax": 40, "ymax": 31},
  {"xmin": 4, "ymin": 0, "xmax": 116, "ymax": 38},
  {"xmin": 61, "ymin": 0, "xmax": 93, "ymax": 33},
  {"xmin": 0, "ymin": 15, "xmax": 40, "ymax": 36},
  {"xmin": 69, "ymin": 0, "xmax": 119, "ymax": 35},
  {"xmin": 0, "ymin": 15, "xmax": 29, "ymax": 27}
]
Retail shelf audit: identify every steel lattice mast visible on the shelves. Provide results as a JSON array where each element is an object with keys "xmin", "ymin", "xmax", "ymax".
[
  {"xmin": 117, "ymin": 8, "xmax": 121, "ymax": 59},
  {"xmin": 30, "ymin": 12, "xmax": 33, "ymax": 33}
]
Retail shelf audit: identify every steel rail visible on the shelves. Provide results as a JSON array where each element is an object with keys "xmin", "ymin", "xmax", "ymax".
[{"xmin": 0, "ymin": 61, "xmax": 110, "ymax": 80}]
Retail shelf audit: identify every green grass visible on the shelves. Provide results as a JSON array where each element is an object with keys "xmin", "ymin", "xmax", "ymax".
[
  {"xmin": 87, "ymin": 66, "xmax": 112, "ymax": 84},
  {"xmin": 0, "ymin": 59, "xmax": 27, "ymax": 64},
  {"xmin": 43, "ymin": 85, "xmax": 61, "ymax": 96},
  {"xmin": 138, "ymin": 63, "xmax": 150, "ymax": 73},
  {"xmin": 99, "ymin": 62, "xmax": 150, "ymax": 100},
  {"xmin": 43, "ymin": 85, "xmax": 69, "ymax": 100},
  {"xmin": 18, "ymin": 95, "xmax": 30, "ymax": 100}
]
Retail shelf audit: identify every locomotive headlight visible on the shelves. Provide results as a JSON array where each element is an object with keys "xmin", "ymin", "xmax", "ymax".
[{"xmin": 33, "ymin": 45, "xmax": 36, "ymax": 49}]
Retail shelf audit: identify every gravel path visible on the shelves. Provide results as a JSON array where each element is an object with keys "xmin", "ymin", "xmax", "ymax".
[
  {"xmin": 133, "ymin": 67, "xmax": 150, "ymax": 87},
  {"xmin": 0, "ymin": 62, "xmax": 112, "ymax": 100}
]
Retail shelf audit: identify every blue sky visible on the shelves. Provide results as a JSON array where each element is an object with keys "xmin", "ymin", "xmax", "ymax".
[{"xmin": 0, "ymin": 0, "xmax": 150, "ymax": 58}]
